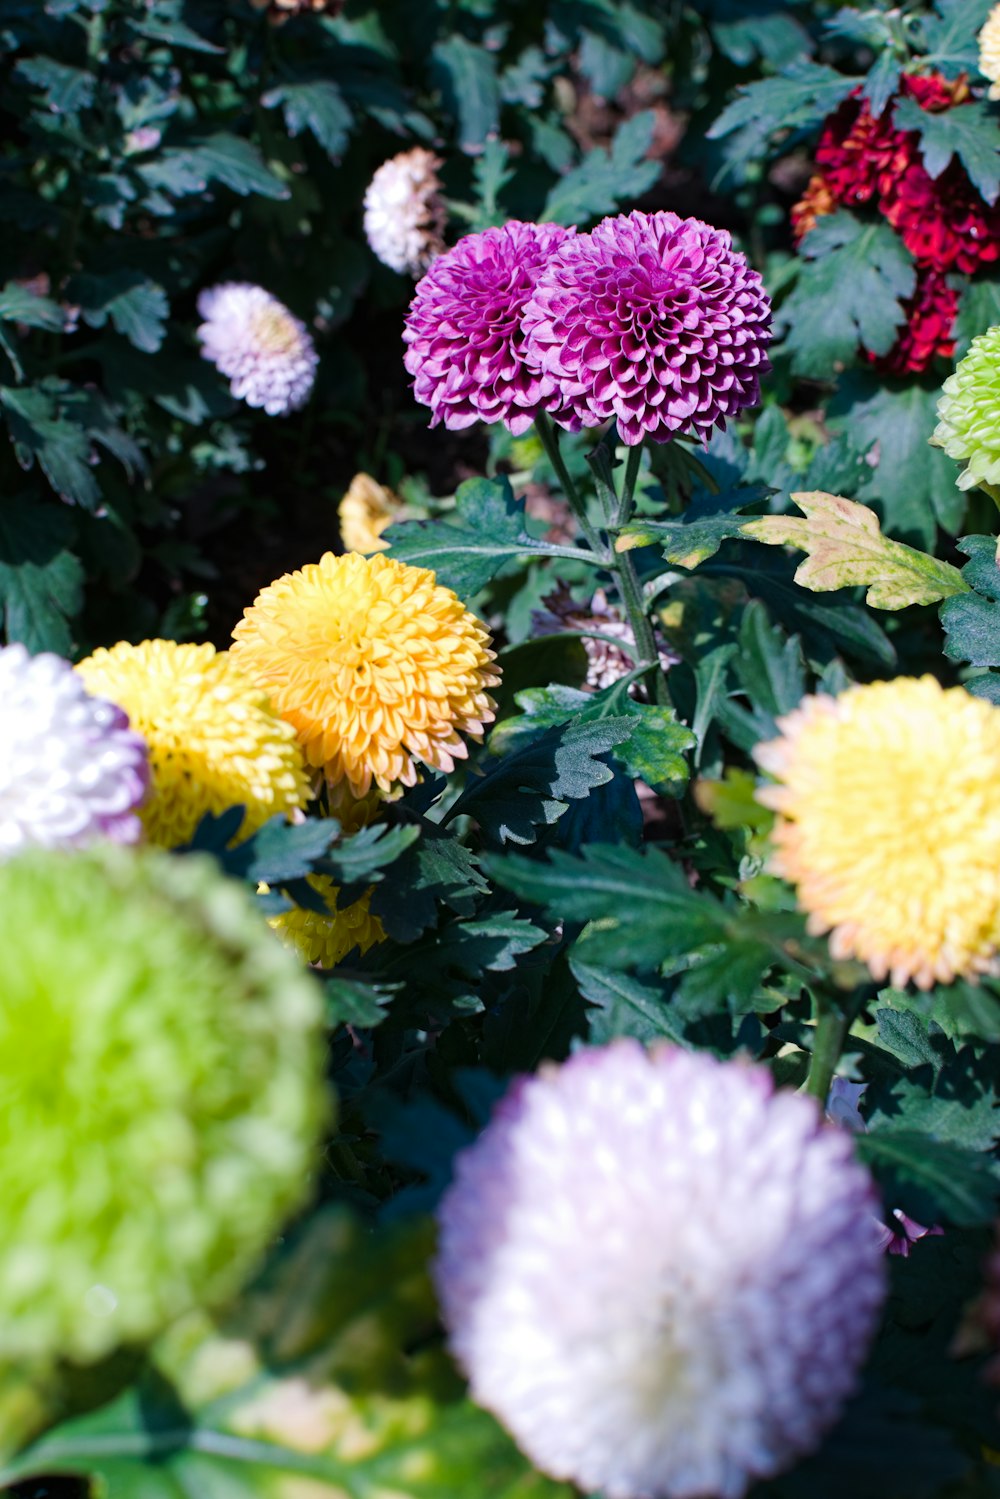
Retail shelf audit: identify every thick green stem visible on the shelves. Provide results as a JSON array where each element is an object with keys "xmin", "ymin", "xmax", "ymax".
[
  {"xmin": 535, "ymin": 411, "xmax": 608, "ymax": 560},
  {"xmin": 614, "ymin": 545, "xmax": 670, "ymax": 705},
  {"xmin": 804, "ymin": 1004, "xmax": 849, "ymax": 1103},
  {"xmin": 613, "ymin": 443, "xmax": 643, "ymax": 529}
]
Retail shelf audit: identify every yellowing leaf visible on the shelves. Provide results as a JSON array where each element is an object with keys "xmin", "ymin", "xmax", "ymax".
[{"xmin": 740, "ymin": 491, "xmax": 969, "ymax": 610}]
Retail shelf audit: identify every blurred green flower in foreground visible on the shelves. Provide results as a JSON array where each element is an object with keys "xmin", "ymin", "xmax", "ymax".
[{"xmin": 0, "ymin": 845, "xmax": 329, "ymax": 1370}]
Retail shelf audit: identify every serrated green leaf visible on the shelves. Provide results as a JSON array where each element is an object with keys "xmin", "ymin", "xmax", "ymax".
[
  {"xmin": 955, "ymin": 273, "xmax": 1000, "ymax": 357},
  {"xmin": 616, "ymin": 488, "xmax": 763, "ymax": 566},
  {"xmin": 369, "ymin": 831, "xmax": 488, "ymax": 944},
  {"xmin": 264, "ymin": 79, "xmax": 353, "ymax": 158},
  {"xmin": 572, "ymin": 958, "xmax": 687, "ymax": 1044},
  {"xmin": 0, "ymin": 283, "xmax": 64, "ymax": 333},
  {"xmin": 69, "ymin": 270, "xmax": 169, "ymax": 354},
  {"xmin": 741, "ymin": 491, "xmax": 969, "ymax": 608},
  {"xmin": 0, "ymin": 384, "xmax": 99, "ymax": 508},
  {"xmin": 326, "ymin": 975, "xmax": 399, "ymax": 1029},
  {"xmin": 779, "ymin": 214, "xmax": 915, "ymax": 377},
  {"xmin": 894, "ymin": 96, "xmax": 1000, "ymax": 204},
  {"xmin": 187, "ymin": 813, "xmax": 341, "ymax": 884},
  {"xmin": 385, "ymin": 475, "xmax": 588, "ymax": 597},
  {"xmin": 14, "ymin": 57, "xmax": 95, "ymax": 116},
  {"xmin": 126, "ymin": 15, "xmax": 223, "ymax": 52},
  {"xmin": 918, "ymin": 0, "xmax": 994, "ymax": 78},
  {"xmin": 449, "ymin": 716, "xmax": 635, "ymax": 845},
  {"xmin": 541, "ymin": 111, "xmax": 661, "ymax": 226},
  {"xmin": 0, "ymin": 497, "xmax": 82, "ymax": 653},
  {"xmin": 611, "ymin": 701, "xmax": 695, "ymax": 794},
  {"xmin": 431, "ymin": 35, "xmax": 500, "ymax": 154},
  {"xmin": 856, "ymin": 1130, "xmax": 999, "ymax": 1227},
  {"xmin": 941, "ymin": 534, "xmax": 1000, "ymax": 666},
  {"xmin": 830, "ymin": 378, "xmax": 964, "ymax": 545},
  {"xmin": 319, "ymin": 822, "xmax": 421, "ymax": 893},
  {"xmin": 150, "ymin": 135, "xmax": 289, "ymax": 201},
  {"xmin": 706, "ymin": 61, "xmax": 856, "ymax": 177},
  {"xmin": 0, "ymin": 1211, "xmax": 574, "ymax": 1499}
]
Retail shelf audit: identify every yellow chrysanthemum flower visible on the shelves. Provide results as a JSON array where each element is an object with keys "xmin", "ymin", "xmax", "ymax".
[
  {"xmin": 338, "ymin": 473, "xmax": 403, "ymax": 554},
  {"xmin": 980, "ymin": 3, "xmax": 1000, "ymax": 100},
  {"xmin": 76, "ymin": 640, "xmax": 310, "ymax": 848},
  {"xmin": 269, "ymin": 873, "xmax": 385, "ymax": 968},
  {"xmin": 753, "ymin": 676, "xmax": 1000, "ymax": 989},
  {"xmin": 230, "ymin": 551, "xmax": 500, "ymax": 797}
]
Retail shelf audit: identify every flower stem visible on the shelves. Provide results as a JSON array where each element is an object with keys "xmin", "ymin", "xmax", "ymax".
[
  {"xmin": 613, "ymin": 443, "xmax": 644, "ymax": 529},
  {"xmin": 614, "ymin": 544, "xmax": 671, "ymax": 705},
  {"xmin": 804, "ymin": 1004, "xmax": 849, "ymax": 1104},
  {"xmin": 534, "ymin": 412, "xmax": 608, "ymax": 560}
]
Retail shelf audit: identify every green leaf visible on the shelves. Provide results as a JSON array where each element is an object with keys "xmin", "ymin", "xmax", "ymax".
[
  {"xmin": 940, "ymin": 534, "xmax": 1000, "ymax": 666},
  {"xmin": 369, "ymin": 831, "xmax": 488, "ymax": 944},
  {"xmin": 706, "ymin": 61, "xmax": 856, "ymax": 177},
  {"xmin": 423, "ymin": 913, "xmax": 550, "ymax": 976},
  {"xmin": 954, "ymin": 272, "xmax": 1000, "ymax": 357},
  {"xmin": 126, "ymin": 15, "xmax": 223, "ymax": 52},
  {"xmin": 0, "ymin": 384, "xmax": 98, "ymax": 508},
  {"xmin": 449, "ymin": 716, "xmax": 636, "ymax": 845},
  {"xmin": 0, "ymin": 497, "xmax": 82, "ymax": 653},
  {"xmin": 319, "ymin": 823, "xmax": 421, "ymax": 893},
  {"xmin": 894, "ymin": 96, "xmax": 1000, "ymax": 205},
  {"xmin": 0, "ymin": 282, "xmax": 64, "ymax": 332},
  {"xmin": 856, "ymin": 1130, "xmax": 999, "ymax": 1228},
  {"xmin": 14, "ymin": 57, "xmax": 95, "ymax": 116},
  {"xmin": 69, "ymin": 270, "xmax": 169, "ymax": 354},
  {"xmin": 326, "ymin": 975, "xmax": 399, "ymax": 1029},
  {"xmin": 830, "ymin": 379, "xmax": 965, "ymax": 545},
  {"xmin": 741, "ymin": 491, "xmax": 969, "ymax": 609},
  {"xmin": 1, "ymin": 1211, "xmax": 574, "ymax": 1499},
  {"xmin": 187, "ymin": 813, "xmax": 341, "ymax": 885},
  {"xmin": 431, "ymin": 35, "xmax": 500, "ymax": 154},
  {"xmin": 263, "ymin": 79, "xmax": 353, "ymax": 158},
  {"xmin": 492, "ymin": 681, "xmax": 694, "ymax": 797},
  {"xmin": 918, "ymin": 0, "xmax": 995, "ymax": 78},
  {"xmin": 150, "ymin": 135, "xmax": 289, "ymax": 201},
  {"xmin": 572, "ymin": 957, "xmax": 687, "ymax": 1044},
  {"xmin": 616, "ymin": 487, "xmax": 764, "ymax": 566},
  {"xmin": 385, "ymin": 475, "xmax": 585, "ymax": 597},
  {"xmin": 778, "ymin": 214, "xmax": 915, "ymax": 378},
  {"xmin": 541, "ymin": 111, "xmax": 661, "ymax": 226}
]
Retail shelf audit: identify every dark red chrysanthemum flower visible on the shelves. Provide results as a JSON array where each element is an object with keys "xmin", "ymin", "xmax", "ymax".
[
  {"xmin": 884, "ymin": 159, "xmax": 1000, "ymax": 274},
  {"xmin": 867, "ymin": 268, "xmax": 958, "ymax": 375}
]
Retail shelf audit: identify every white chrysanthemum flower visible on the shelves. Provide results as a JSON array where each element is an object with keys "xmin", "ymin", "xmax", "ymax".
[
  {"xmin": 0, "ymin": 643, "xmax": 148, "ymax": 857},
  {"xmin": 363, "ymin": 148, "xmax": 447, "ymax": 276},
  {"xmin": 980, "ymin": 3, "xmax": 1000, "ymax": 100},
  {"xmin": 435, "ymin": 1041, "xmax": 886, "ymax": 1499},
  {"xmin": 196, "ymin": 283, "xmax": 318, "ymax": 416}
]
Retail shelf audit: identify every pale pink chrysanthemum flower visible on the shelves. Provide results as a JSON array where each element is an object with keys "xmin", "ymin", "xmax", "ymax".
[
  {"xmin": 521, "ymin": 210, "xmax": 772, "ymax": 446},
  {"xmin": 403, "ymin": 220, "xmax": 574, "ymax": 434},
  {"xmin": 0, "ymin": 643, "xmax": 148, "ymax": 857},
  {"xmin": 435, "ymin": 1040, "xmax": 886, "ymax": 1499},
  {"xmin": 196, "ymin": 283, "xmax": 318, "ymax": 416},
  {"xmin": 363, "ymin": 147, "xmax": 447, "ymax": 277},
  {"xmin": 532, "ymin": 584, "xmax": 678, "ymax": 692}
]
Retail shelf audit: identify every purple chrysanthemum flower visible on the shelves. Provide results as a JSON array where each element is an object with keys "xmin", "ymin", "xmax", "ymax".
[
  {"xmin": 435, "ymin": 1041, "xmax": 885, "ymax": 1499},
  {"xmin": 0, "ymin": 644, "xmax": 148, "ymax": 856},
  {"xmin": 196, "ymin": 283, "xmax": 318, "ymax": 417},
  {"xmin": 521, "ymin": 210, "xmax": 772, "ymax": 446},
  {"xmin": 402, "ymin": 221, "xmax": 574, "ymax": 435}
]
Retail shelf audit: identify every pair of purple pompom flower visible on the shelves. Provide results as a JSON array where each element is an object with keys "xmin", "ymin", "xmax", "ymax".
[{"xmin": 403, "ymin": 210, "xmax": 772, "ymax": 447}]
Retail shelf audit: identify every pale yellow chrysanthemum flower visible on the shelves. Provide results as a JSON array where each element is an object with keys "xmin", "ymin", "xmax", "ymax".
[
  {"xmin": 338, "ymin": 473, "xmax": 402, "ymax": 554},
  {"xmin": 269, "ymin": 873, "xmax": 385, "ymax": 969},
  {"xmin": 230, "ymin": 551, "xmax": 500, "ymax": 798},
  {"xmin": 980, "ymin": 3, "xmax": 1000, "ymax": 99},
  {"xmin": 76, "ymin": 640, "xmax": 310, "ymax": 848},
  {"xmin": 753, "ymin": 676, "xmax": 1000, "ymax": 989}
]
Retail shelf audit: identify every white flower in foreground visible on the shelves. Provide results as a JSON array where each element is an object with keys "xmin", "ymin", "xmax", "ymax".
[
  {"xmin": 435, "ymin": 1041, "xmax": 886, "ymax": 1499},
  {"xmin": 196, "ymin": 283, "xmax": 318, "ymax": 416},
  {"xmin": 0, "ymin": 643, "xmax": 148, "ymax": 856},
  {"xmin": 363, "ymin": 147, "xmax": 447, "ymax": 276}
]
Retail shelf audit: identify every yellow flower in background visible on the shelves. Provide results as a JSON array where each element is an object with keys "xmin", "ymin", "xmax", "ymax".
[
  {"xmin": 76, "ymin": 640, "xmax": 310, "ymax": 848},
  {"xmin": 980, "ymin": 3, "xmax": 1000, "ymax": 99},
  {"xmin": 338, "ymin": 473, "xmax": 402, "ymax": 554},
  {"xmin": 753, "ymin": 676, "xmax": 1000, "ymax": 989},
  {"xmin": 269, "ymin": 873, "xmax": 385, "ymax": 968},
  {"xmin": 230, "ymin": 551, "xmax": 500, "ymax": 798}
]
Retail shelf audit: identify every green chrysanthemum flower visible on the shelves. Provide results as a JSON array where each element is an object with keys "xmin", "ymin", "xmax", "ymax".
[
  {"xmin": 0, "ymin": 845, "xmax": 329, "ymax": 1368},
  {"xmin": 931, "ymin": 324, "xmax": 1000, "ymax": 498}
]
